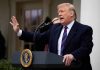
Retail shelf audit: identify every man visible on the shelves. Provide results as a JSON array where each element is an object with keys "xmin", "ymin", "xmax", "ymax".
[{"xmin": 10, "ymin": 3, "xmax": 93, "ymax": 70}]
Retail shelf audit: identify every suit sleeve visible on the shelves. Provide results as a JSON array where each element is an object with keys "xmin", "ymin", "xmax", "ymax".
[
  {"xmin": 19, "ymin": 30, "xmax": 50, "ymax": 43},
  {"xmin": 19, "ymin": 31, "xmax": 35, "ymax": 42},
  {"xmin": 71, "ymin": 27, "xmax": 93, "ymax": 60}
]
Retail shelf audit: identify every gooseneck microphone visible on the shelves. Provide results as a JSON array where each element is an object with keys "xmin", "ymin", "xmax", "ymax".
[
  {"xmin": 35, "ymin": 17, "xmax": 51, "ymax": 32},
  {"xmin": 35, "ymin": 17, "xmax": 59, "ymax": 32},
  {"xmin": 33, "ymin": 17, "xmax": 59, "ymax": 41}
]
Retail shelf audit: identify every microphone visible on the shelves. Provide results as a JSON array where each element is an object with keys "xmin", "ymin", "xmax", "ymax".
[
  {"xmin": 40, "ymin": 17, "xmax": 60, "ymax": 28},
  {"xmin": 35, "ymin": 17, "xmax": 60, "ymax": 32},
  {"xmin": 39, "ymin": 16, "xmax": 51, "ymax": 27},
  {"xmin": 35, "ymin": 17, "xmax": 51, "ymax": 31}
]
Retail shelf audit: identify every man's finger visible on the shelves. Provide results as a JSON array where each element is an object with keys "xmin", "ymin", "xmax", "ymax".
[
  {"xmin": 10, "ymin": 22, "xmax": 14, "ymax": 26},
  {"xmin": 63, "ymin": 56, "xmax": 66, "ymax": 62},
  {"xmin": 67, "ymin": 56, "xmax": 71, "ymax": 66},
  {"xmin": 11, "ymin": 16, "xmax": 18, "ymax": 24}
]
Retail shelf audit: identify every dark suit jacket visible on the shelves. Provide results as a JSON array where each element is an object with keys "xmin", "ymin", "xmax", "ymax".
[
  {"xmin": 0, "ymin": 31, "xmax": 6, "ymax": 59},
  {"xmin": 20, "ymin": 21, "xmax": 93, "ymax": 70}
]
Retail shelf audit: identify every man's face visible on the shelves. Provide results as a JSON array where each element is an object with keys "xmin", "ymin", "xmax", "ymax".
[{"xmin": 58, "ymin": 6, "xmax": 72, "ymax": 25}]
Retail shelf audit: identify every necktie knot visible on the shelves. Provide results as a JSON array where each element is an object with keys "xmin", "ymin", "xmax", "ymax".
[
  {"xmin": 64, "ymin": 26, "xmax": 67, "ymax": 29},
  {"xmin": 64, "ymin": 26, "xmax": 67, "ymax": 33}
]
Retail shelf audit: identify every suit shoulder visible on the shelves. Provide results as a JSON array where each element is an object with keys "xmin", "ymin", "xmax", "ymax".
[{"xmin": 75, "ymin": 21, "xmax": 93, "ymax": 31}]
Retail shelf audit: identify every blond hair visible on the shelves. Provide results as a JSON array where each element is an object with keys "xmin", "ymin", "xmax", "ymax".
[{"xmin": 57, "ymin": 3, "xmax": 77, "ymax": 20}]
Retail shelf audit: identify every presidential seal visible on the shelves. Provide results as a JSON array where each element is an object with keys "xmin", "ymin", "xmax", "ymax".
[{"xmin": 20, "ymin": 49, "xmax": 32, "ymax": 67}]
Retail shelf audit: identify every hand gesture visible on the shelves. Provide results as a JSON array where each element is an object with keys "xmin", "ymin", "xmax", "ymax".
[
  {"xmin": 63, "ymin": 54, "xmax": 74, "ymax": 66},
  {"xmin": 10, "ymin": 16, "xmax": 20, "ymax": 33},
  {"xmin": 52, "ymin": 17, "xmax": 60, "ymax": 24}
]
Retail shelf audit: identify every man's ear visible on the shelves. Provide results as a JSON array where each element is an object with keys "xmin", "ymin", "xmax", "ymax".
[{"xmin": 70, "ymin": 10, "xmax": 74, "ymax": 17}]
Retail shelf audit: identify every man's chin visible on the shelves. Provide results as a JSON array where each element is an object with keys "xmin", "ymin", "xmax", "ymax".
[
  {"xmin": 60, "ymin": 21, "xmax": 65, "ymax": 23},
  {"xmin": 60, "ymin": 23, "xmax": 65, "ymax": 25}
]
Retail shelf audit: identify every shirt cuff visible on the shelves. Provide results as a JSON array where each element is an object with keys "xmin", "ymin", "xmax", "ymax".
[{"xmin": 17, "ymin": 29, "xmax": 22, "ymax": 36}]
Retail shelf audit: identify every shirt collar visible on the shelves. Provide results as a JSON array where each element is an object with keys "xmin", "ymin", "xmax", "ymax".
[{"xmin": 64, "ymin": 20, "xmax": 75, "ymax": 29}]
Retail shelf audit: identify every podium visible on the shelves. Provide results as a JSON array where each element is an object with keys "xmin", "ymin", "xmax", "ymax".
[
  {"xmin": 11, "ymin": 51, "xmax": 81, "ymax": 69},
  {"xmin": 11, "ymin": 51, "xmax": 65, "ymax": 69}
]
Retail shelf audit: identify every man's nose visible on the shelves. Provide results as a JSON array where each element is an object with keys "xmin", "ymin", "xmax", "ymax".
[{"xmin": 58, "ymin": 12, "xmax": 62, "ymax": 16}]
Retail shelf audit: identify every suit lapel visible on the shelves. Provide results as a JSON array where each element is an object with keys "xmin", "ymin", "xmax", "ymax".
[{"xmin": 64, "ymin": 22, "xmax": 78, "ymax": 49}]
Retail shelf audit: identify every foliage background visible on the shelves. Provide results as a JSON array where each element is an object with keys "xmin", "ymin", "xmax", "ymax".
[{"xmin": 0, "ymin": 59, "xmax": 22, "ymax": 70}]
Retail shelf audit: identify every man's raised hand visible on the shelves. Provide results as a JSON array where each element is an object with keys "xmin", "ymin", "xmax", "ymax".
[{"xmin": 10, "ymin": 16, "xmax": 20, "ymax": 33}]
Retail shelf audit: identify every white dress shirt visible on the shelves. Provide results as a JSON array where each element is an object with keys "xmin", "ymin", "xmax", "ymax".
[
  {"xmin": 17, "ymin": 29, "xmax": 22, "ymax": 36},
  {"xmin": 58, "ymin": 20, "xmax": 75, "ymax": 55}
]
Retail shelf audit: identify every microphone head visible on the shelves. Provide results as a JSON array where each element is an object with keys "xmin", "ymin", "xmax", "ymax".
[{"xmin": 44, "ymin": 16, "xmax": 51, "ymax": 23}]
